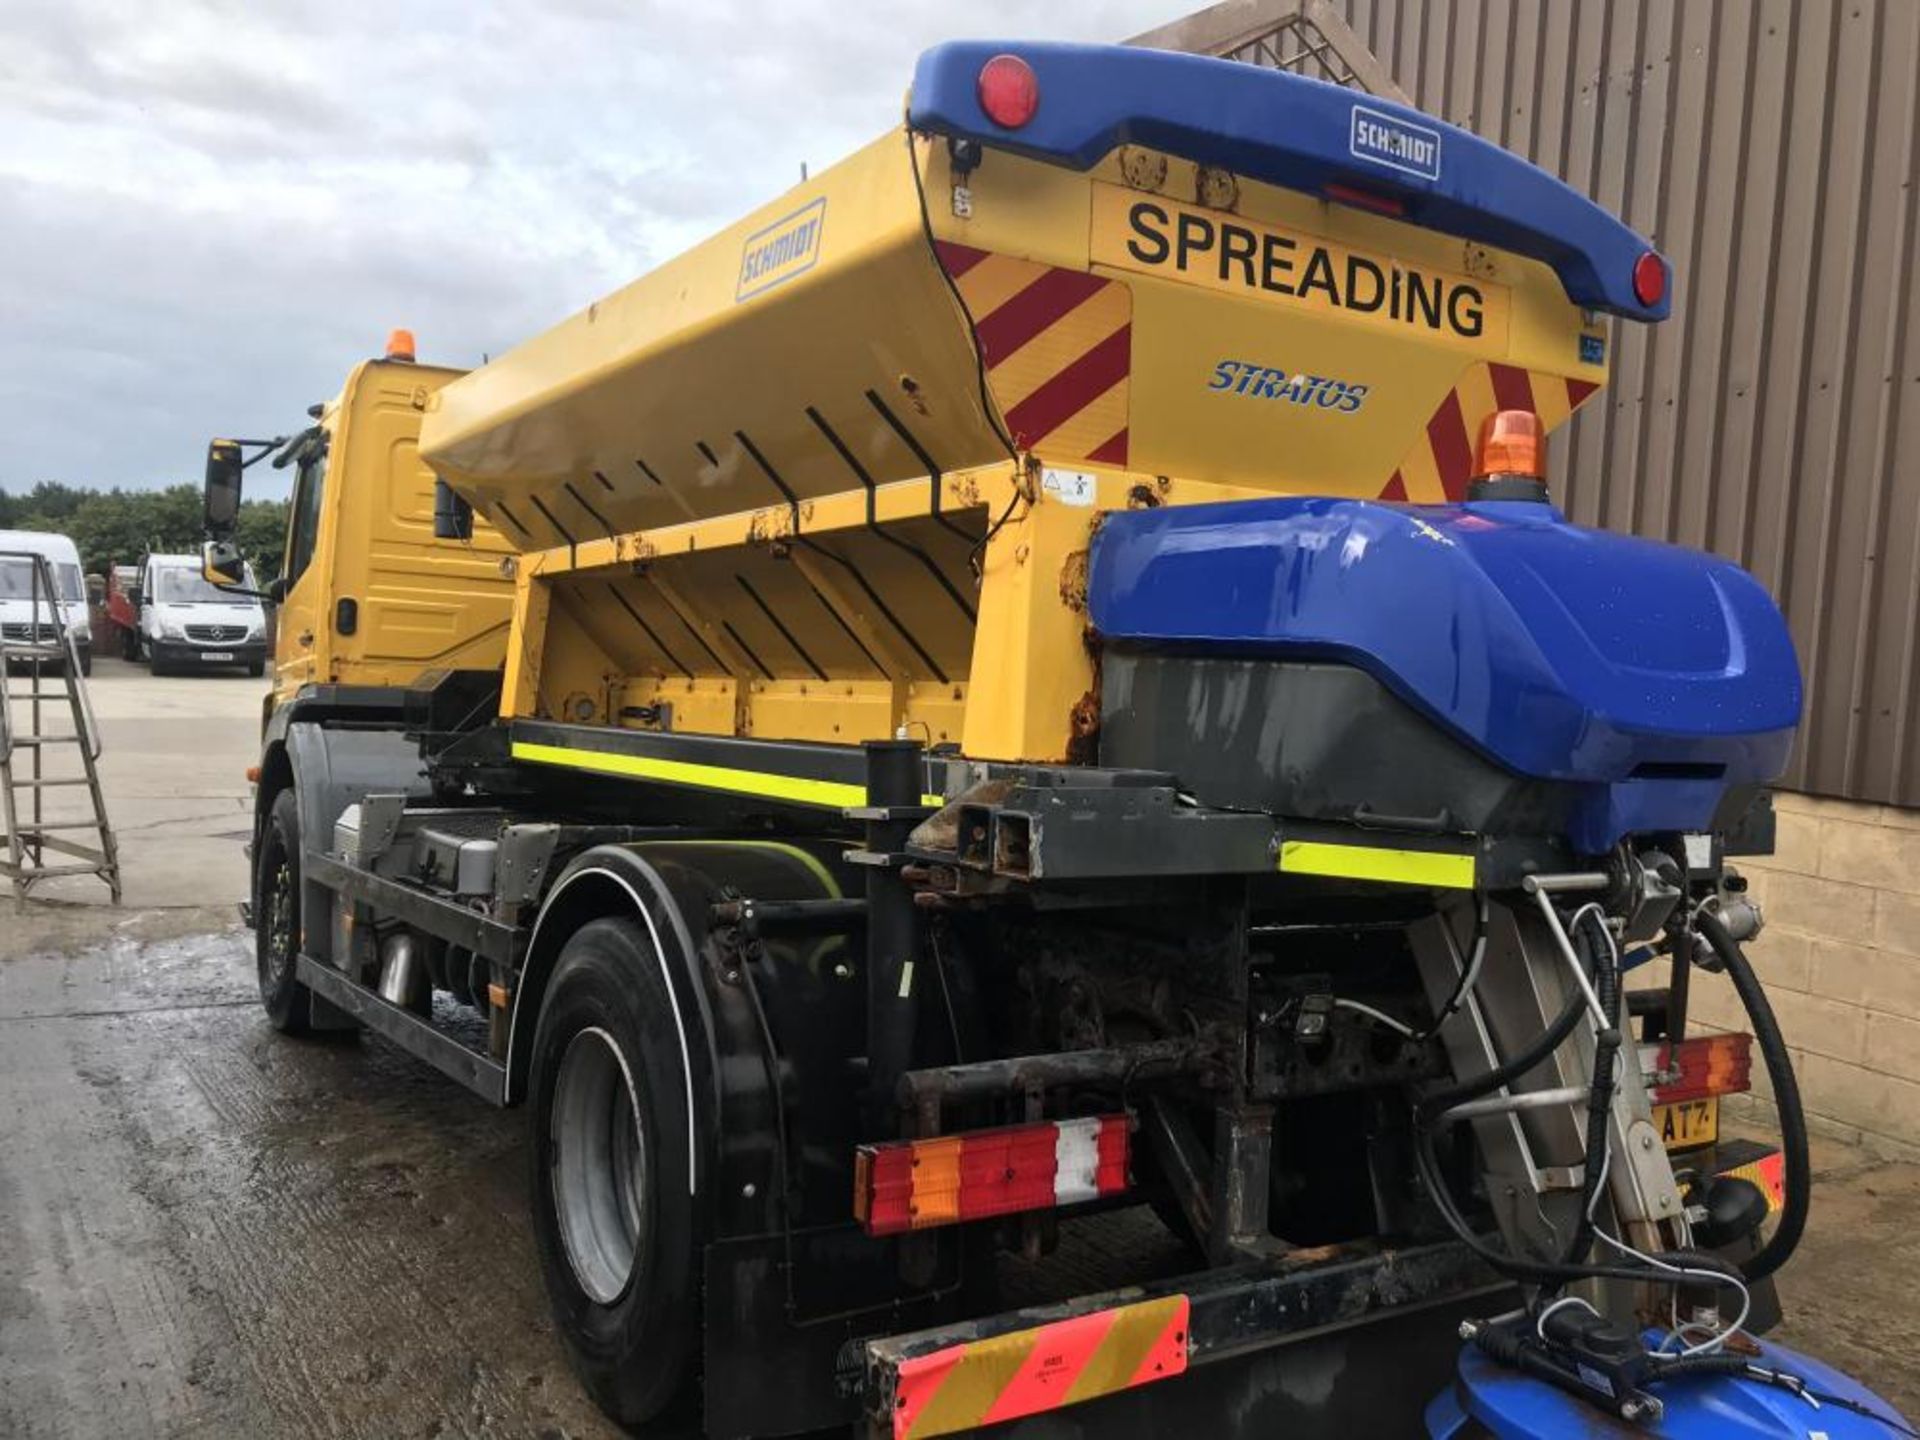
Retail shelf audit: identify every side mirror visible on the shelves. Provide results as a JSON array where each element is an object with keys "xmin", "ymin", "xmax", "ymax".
[
  {"xmin": 205, "ymin": 439, "xmax": 244, "ymax": 538},
  {"xmin": 266, "ymin": 576, "xmax": 288, "ymax": 604},
  {"xmin": 202, "ymin": 539, "xmax": 246, "ymax": 587}
]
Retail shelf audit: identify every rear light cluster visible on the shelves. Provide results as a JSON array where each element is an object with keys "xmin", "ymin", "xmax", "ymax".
[
  {"xmin": 854, "ymin": 1114, "xmax": 1130, "ymax": 1236},
  {"xmin": 1652, "ymin": 1031, "xmax": 1753, "ymax": 1104}
]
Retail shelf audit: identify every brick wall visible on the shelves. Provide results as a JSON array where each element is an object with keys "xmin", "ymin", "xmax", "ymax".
[{"xmin": 1685, "ymin": 792, "xmax": 1920, "ymax": 1155}]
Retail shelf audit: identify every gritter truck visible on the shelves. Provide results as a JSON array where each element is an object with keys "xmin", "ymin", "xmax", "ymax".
[{"xmin": 201, "ymin": 41, "xmax": 1913, "ymax": 1439}]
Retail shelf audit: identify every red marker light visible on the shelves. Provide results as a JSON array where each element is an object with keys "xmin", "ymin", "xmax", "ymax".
[
  {"xmin": 977, "ymin": 54, "xmax": 1039, "ymax": 129},
  {"xmin": 1324, "ymin": 181, "xmax": 1406, "ymax": 217},
  {"xmin": 1632, "ymin": 251, "xmax": 1667, "ymax": 307}
]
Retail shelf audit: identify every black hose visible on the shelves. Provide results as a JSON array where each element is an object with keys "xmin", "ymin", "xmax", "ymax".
[
  {"xmin": 1416, "ymin": 986, "xmax": 1588, "ymax": 1120},
  {"xmin": 1694, "ymin": 909, "xmax": 1810, "ymax": 1282},
  {"xmin": 1411, "ymin": 1122, "xmax": 1745, "ymax": 1292}
]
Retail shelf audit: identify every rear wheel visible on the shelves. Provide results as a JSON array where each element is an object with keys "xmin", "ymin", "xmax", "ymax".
[
  {"xmin": 255, "ymin": 789, "xmax": 313, "ymax": 1032},
  {"xmin": 529, "ymin": 917, "xmax": 704, "ymax": 1428}
]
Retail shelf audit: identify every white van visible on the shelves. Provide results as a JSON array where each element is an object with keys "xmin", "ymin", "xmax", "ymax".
[
  {"xmin": 0, "ymin": 529, "xmax": 92, "ymax": 675},
  {"xmin": 139, "ymin": 553, "xmax": 269, "ymax": 677}
]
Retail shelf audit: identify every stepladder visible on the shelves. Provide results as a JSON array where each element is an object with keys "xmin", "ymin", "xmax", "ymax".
[{"xmin": 0, "ymin": 549, "xmax": 121, "ymax": 909}]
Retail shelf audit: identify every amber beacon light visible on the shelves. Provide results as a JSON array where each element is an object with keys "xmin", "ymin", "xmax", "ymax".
[{"xmin": 1467, "ymin": 408, "xmax": 1549, "ymax": 502}]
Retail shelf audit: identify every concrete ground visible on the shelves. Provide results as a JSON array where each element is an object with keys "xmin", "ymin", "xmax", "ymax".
[{"xmin": 2, "ymin": 658, "xmax": 1918, "ymax": 1436}]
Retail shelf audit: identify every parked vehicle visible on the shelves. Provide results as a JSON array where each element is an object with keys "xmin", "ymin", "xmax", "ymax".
[
  {"xmin": 138, "ymin": 553, "xmax": 269, "ymax": 677},
  {"xmin": 104, "ymin": 563, "xmax": 141, "ymax": 660},
  {"xmin": 200, "ymin": 42, "xmax": 1908, "ymax": 1440},
  {"xmin": 0, "ymin": 529, "xmax": 91, "ymax": 675}
]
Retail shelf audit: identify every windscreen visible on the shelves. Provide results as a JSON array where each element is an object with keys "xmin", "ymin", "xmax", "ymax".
[
  {"xmin": 154, "ymin": 563, "xmax": 256, "ymax": 603},
  {"xmin": 0, "ymin": 557, "xmax": 83, "ymax": 602}
]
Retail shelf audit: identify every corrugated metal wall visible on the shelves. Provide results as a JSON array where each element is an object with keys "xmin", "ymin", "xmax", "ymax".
[{"xmin": 1310, "ymin": 0, "xmax": 1920, "ymax": 805}]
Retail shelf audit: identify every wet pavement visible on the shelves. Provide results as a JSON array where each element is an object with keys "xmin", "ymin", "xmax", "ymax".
[
  {"xmin": 0, "ymin": 929, "xmax": 620, "ymax": 1439},
  {"xmin": 6, "ymin": 926, "xmax": 1920, "ymax": 1438}
]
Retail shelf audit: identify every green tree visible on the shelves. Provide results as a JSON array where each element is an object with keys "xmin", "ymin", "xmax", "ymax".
[{"xmin": 0, "ymin": 482, "xmax": 289, "ymax": 582}]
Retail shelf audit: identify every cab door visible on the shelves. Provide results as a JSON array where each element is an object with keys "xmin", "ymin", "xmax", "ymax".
[{"xmin": 273, "ymin": 437, "xmax": 332, "ymax": 691}]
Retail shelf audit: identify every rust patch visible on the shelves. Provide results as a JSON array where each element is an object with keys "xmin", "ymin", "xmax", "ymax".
[
  {"xmin": 1066, "ymin": 626, "xmax": 1103, "ymax": 766},
  {"xmin": 952, "ymin": 472, "xmax": 982, "ymax": 509},
  {"xmin": 747, "ymin": 507, "xmax": 796, "ymax": 545},
  {"xmin": 1196, "ymin": 165, "xmax": 1240, "ymax": 212},
  {"xmin": 1127, "ymin": 483, "xmax": 1162, "ymax": 510},
  {"xmin": 1058, "ymin": 548, "xmax": 1090, "ymax": 611}
]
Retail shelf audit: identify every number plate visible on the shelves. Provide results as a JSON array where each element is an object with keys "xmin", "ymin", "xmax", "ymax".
[
  {"xmin": 200, "ymin": 651, "xmax": 235, "ymax": 661},
  {"xmin": 1654, "ymin": 1097, "xmax": 1718, "ymax": 1149}
]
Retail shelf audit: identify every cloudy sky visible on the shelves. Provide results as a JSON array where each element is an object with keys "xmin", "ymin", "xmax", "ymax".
[{"xmin": 0, "ymin": 0, "xmax": 1174, "ymax": 498}]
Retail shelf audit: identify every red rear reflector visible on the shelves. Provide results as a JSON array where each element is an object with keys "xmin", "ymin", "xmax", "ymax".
[
  {"xmin": 1324, "ymin": 181, "xmax": 1406, "ymax": 217},
  {"xmin": 1633, "ymin": 250, "xmax": 1667, "ymax": 307},
  {"xmin": 1720, "ymin": 1148, "xmax": 1786, "ymax": 1213},
  {"xmin": 855, "ymin": 1115, "xmax": 1129, "ymax": 1236},
  {"xmin": 977, "ymin": 54, "xmax": 1039, "ymax": 130},
  {"xmin": 1654, "ymin": 1031, "xmax": 1752, "ymax": 1104}
]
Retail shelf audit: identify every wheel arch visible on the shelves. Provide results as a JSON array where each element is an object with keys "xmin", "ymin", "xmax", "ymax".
[{"xmin": 506, "ymin": 850, "xmax": 721, "ymax": 1150}]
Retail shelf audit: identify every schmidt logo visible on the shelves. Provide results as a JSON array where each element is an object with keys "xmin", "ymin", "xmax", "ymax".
[
  {"xmin": 736, "ymin": 197, "xmax": 827, "ymax": 303},
  {"xmin": 1350, "ymin": 105, "xmax": 1442, "ymax": 182}
]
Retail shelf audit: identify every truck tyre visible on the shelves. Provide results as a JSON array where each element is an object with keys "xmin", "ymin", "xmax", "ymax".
[
  {"xmin": 255, "ymin": 789, "xmax": 313, "ymax": 1033},
  {"xmin": 529, "ymin": 917, "xmax": 704, "ymax": 1428}
]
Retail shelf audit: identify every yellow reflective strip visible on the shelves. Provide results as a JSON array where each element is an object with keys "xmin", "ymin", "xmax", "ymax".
[
  {"xmin": 1278, "ymin": 839, "xmax": 1475, "ymax": 890},
  {"xmin": 953, "ymin": 251, "xmax": 1047, "ymax": 321},
  {"xmin": 1533, "ymin": 369, "xmax": 1573, "ymax": 428},
  {"xmin": 510, "ymin": 740, "xmax": 942, "ymax": 810},
  {"xmin": 1398, "ymin": 432, "xmax": 1448, "ymax": 503},
  {"xmin": 1455, "ymin": 362, "xmax": 1499, "ymax": 443}
]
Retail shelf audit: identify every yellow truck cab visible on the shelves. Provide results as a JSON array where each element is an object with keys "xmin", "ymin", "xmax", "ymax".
[{"xmin": 210, "ymin": 330, "xmax": 516, "ymax": 721}]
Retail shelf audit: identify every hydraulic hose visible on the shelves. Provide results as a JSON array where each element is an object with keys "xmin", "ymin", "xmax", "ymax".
[
  {"xmin": 1416, "ymin": 986, "xmax": 1588, "ymax": 1120},
  {"xmin": 1694, "ymin": 909, "xmax": 1810, "ymax": 1282},
  {"xmin": 1411, "ymin": 1122, "xmax": 1744, "ymax": 1293}
]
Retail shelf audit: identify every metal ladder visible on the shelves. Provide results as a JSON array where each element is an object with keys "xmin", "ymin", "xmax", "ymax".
[{"xmin": 0, "ymin": 549, "xmax": 120, "ymax": 909}]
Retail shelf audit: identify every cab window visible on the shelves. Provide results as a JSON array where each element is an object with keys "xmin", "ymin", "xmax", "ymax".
[{"xmin": 285, "ymin": 442, "xmax": 329, "ymax": 588}]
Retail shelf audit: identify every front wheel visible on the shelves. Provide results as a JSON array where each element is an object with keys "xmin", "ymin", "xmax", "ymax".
[
  {"xmin": 255, "ymin": 789, "xmax": 313, "ymax": 1032},
  {"xmin": 529, "ymin": 917, "xmax": 705, "ymax": 1428}
]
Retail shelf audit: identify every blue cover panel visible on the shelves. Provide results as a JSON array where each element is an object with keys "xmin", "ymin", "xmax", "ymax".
[
  {"xmin": 1088, "ymin": 498, "xmax": 1801, "ymax": 852},
  {"xmin": 1427, "ymin": 1332, "xmax": 1911, "ymax": 1437},
  {"xmin": 908, "ymin": 40, "xmax": 1667, "ymax": 319}
]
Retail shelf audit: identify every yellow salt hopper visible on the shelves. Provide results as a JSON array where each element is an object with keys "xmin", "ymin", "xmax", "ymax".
[{"xmin": 418, "ymin": 53, "xmax": 1608, "ymax": 778}]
